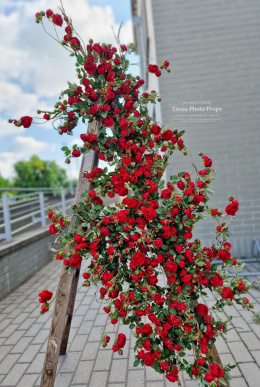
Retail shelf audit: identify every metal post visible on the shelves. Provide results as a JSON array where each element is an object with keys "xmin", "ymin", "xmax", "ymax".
[
  {"xmin": 61, "ymin": 189, "xmax": 66, "ymax": 215},
  {"xmin": 39, "ymin": 192, "xmax": 46, "ymax": 228},
  {"xmin": 2, "ymin": 193, "xmax": 12, "ymax": 243}
]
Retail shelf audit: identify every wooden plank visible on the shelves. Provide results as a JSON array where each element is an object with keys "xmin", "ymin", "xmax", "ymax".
[{"xmin": 40, "ymin": 121, "xmax": 100, "ymax": 387}]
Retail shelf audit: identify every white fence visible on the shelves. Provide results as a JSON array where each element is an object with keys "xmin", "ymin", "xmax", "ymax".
[{"xmin": 0, "ymin": 188, "xmax": 74, "ymax": 243}]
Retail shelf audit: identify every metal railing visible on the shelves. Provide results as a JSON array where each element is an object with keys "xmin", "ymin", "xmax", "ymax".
[{"xmin": 0, "ymin": 188, "xmax": 75, "ymax": 243}]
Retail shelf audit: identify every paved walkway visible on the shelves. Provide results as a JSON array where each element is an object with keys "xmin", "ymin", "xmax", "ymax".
[{"xmin": 1, "ymin": 259, "xmax": 260, "ymax": 387}]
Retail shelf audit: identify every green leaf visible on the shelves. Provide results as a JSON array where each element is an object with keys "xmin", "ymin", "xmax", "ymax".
[
  {"xmin": 133, "ymin": 359, "xmax": 140, "ymax": 367},
  {"xmin": 61, "ymin": 146, "xmax": 68, "ymax": 151},
  {"xmin": 152, "ymin": 343, "xmax": 157, "ymax": 351}
]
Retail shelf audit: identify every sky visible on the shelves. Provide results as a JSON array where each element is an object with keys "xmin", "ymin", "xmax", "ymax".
[{"xmin": 0, "ymin": 0, "xmax": 139, "ymax": 182}]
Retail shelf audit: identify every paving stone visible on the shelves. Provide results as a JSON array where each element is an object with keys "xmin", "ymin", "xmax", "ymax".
[
  {"xmin": 17, "ymin": 373, "xmax": 39, "ymax": 387},
  {"xmin": 32, "ymin": 328, "xmax": 49, "ymax": 344},
  {"xmin": 239, "ymin": 362, "xmax": 260, "ymax": 387},
  {"xmin": 69, "ymin": 334, "xmax": 88, "ymax": 352},
  {"xmin": 0, "ymin": 323, "xmax": 19, "ymax": 338},
  {"xmin": 59, "ymin": 352, "xmax": 81, "ymax": 373},
  {"xmin": 0, "ymin": 318, "xmax": 12, "ymax": 331},
  {"xmin": 127, "ymin": 369, "xmax": 145, "ymax": 387},
  {"xmin": 239, "ymin": 331, "xmax": 260, "ymax": 351},
  {"xmin": 89, "ymin": 371, "xmax": 109, "ymax": 386},
  {"xmin": 146, "ymin": 365, "xmax": 164, "ymax": 381},
  {"xmin": 17, "ymin": 317, "xmax": 37, "ymax": 331},
  {"xmin": 72, "ymin": 360, "xmax": 94, "ymax": 384},
  {"xmin": 231, "ymin": 317, "xmax": 252, "ymax": 332},
  {"xmin": 1, "ymin": 363, "xmax": 29, "ymax": 386},
  {"xmin": 18, "ymin": 344, "xmax": 41, "ymax": 363},
  {"xmin": 88, "ymin": 326, "xmax": 104, "ymax": 341},
  {"xmin": 94, "ymin": 349, "xmax": 113, "ymax": 371},
  {"xmin": 25, "ymin": 323, "xmax": 44, "ymax": 338},
  {"xmin": 215, "ymin": 335, "xmax": 230, "ymax": 353},
  {"xmin": 109, "ymin": 359, "xmax": 128, "ymax": 383},
  {"xmin": 228, "ymin": 341, "xmax": 253, "ymax": 363},
  {"xmin": 81, "ymin": 341, "xmax": 99, "ymax": 360},
  {"xmin": 77, "ymin": 320, "xmax": 94, "ymax": 335},
  {"xmin": 251, "ymin": 350, "xmax": 260, "ymax": 367},
  {"xmin": 219, "ymin": 353, "xmax": 241, "ymax": 377},
  {"xmin": 0, "ymin": 345, "xmax": 12, "ymax": 362},
  {"xmin": 0, "ymin": 353, "xmax": 20, "ymax": 374},
  {"xmin": 26, "ymin": 353, "xmax": 45, "ymax": 373},
  {"xmin": 54, "ymin": 372, "xmax": 73, "ymax": 387},
  {"xmin": 4, "ymin": 329, "xmax": 25, "ymax": 345},
  {"xmin": 84, "ymin": 308, "xmax": 99, "ymax": 321}
]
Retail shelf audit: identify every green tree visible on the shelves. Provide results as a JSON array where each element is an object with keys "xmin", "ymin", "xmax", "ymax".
[
  {"xmin": 0, "ymin": 174, "xmax": 11, "ymax": 188},
  {"xmin": 14, "ymin": 155, "xmax": 67, "ymax": 188}
]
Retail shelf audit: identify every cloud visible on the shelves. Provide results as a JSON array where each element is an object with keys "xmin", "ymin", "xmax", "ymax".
[
  {"xmin": 0, "ymin": 0, "xmax": 134, "ymax": 181},
  {"xmin": 0, "ymin": 136, "xmax": 55, "ymax": 178}
]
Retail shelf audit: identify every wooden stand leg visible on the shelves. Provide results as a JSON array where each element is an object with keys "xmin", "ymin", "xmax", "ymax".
[
  {"xmin": 59, "ymin": 267, "xmax": 81, "ymax": 355},
  {"xmin": 40, "ymin": 122, "xmax": 100, "ymax": 387}
]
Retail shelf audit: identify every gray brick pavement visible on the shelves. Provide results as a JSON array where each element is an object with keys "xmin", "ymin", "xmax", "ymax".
[{"xmin": 0, "ymin": 259, "xmax": 260, "ymax": 386}]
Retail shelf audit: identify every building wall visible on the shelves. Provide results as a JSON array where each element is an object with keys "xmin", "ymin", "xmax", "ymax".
[
  {"xmin": 0, "ymin": 232, "xmax": 53, "ymax": 300},
  {"xmin": 135, "ymin": 0, "xmax": 260, "ymax": 257}
]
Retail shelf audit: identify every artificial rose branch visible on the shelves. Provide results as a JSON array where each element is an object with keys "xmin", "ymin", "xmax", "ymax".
[{"xmin": 9, "ymin": 5, "xmax": 255, "ymax": 386}]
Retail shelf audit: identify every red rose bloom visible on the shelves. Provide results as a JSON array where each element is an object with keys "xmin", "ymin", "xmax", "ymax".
[
  {"xmin": 132, "ymin": 252, "xmax": 145, "ymax": 266},
  {"xmin": 69, "ymin": 253, "xmax": 82, "ymax": 268},
  {"xmin": 165, "ymin": 262, "xmax": 177, "ymax": 273},
  {"xmin": 20, "ymin": 116, "xmax": 33, "ymax": 128},
  {"xmin": 103, "ymin": 116, "xmax": 114, "ymax": 127},
  {"xmin": 221, "ymin": 287, "xmax": 234, "ymax": 299},
  {"xmin": 72, "ymin": 149, "xmax": 81, "ymax": 158},
  {"xmin": 196, "ymin": 303, "xmax": 209, "ymax": 316},
  {"xmin": 225, "ymin": 200, "xmax": 239, "ymax": 216},
  {"xmin": 218, "ymin": 249, "xmax": 231, "ymax": 262},
  {"xmin": 39, "ymin": 290, "xmax": 53, "ymax": 303},
  {"xmin": 144, "ymin": 352, "xmax": 156, "ymax": 366},
  {"xmin": 142, "ymin": 207, "xmax": 157, "ymax": 221},
  {"xmin": 162, "ymin": 130, "xmax": 173, "ymax": 141},
  {"xmin": 153, "ymin": 238, "xmax": 163, "ymax": 248},
  {"xmin": 52, "ymin": 13, "xmax": 63, "ymax": 27},
  {"xmin": 161, "ymin": 189, "xmax": 172, "ymax": 199}
]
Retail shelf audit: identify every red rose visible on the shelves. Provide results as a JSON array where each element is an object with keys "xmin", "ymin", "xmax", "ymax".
[
  {"xmin": 43, "ymin": 113, "xmax": 50, "ymax": 120},
  {"xmin": 132, "ymin": 252, "xmax": 145, "ymax": 266},
  {"xmin": 20, "ymin": 116, "xmax": 33, "ymax": 128},
  {"xmin": 151, "ymin": 124, "xmax": 161, "ymax": 135},
  {"xmin": 84, "ymin": 62, "xmax": 97, "ymax": 74},
  {"xmin": 46, "ymin": 9, "xmax": 53, "ymax": 18},
  {"xmin": 162, "ymin": 130, "xmax": 173, "ymax": 141},
  {"xmin": 103, "ymin": 116, "xmax": 114, "ymax": 127},
  {"xmin": 225, "ymin": 200, "xmax": 239, "ymax": 216},
  {"xmin": 122, "ymin": 157, "xmax": 132, "ymax": 166},
  {"xmin": 144, "ymin": 352, "xmax": 156, "ymax": 366},
  {"xmin": 148, "ymin": 64, "xmax": 159, "ymax": 74},
  {"xmin": 117, "ymin": 138, "xmax": 127, "ymax": 150},
  {"xmin": 72, "ymin": 149, "xmax": 81, "ymax": 157},
  {"xmin": 177, "ymin": 181, "xmax": 185, "ymax": 190},
  {"xmin": 165, "ymin": 262, "xmax": 177, "ymax": 273},
  {"xmin": 142, "ymin": 207, "xmax": 157, "ymax": 221},
  {"xmin": 161, "ymin": 189, "xmax": 172, "ymax": 199},
  {"xmin": 211, "ymin": 209, "xmax": 218, "ymax": 216},
  {"xmin": 49, "ymin": 224, "xmax": 58, "ymax": 235},
  {"xmin": 153, "ymin": 238, "xmax": 163, "ymax": 248},
  {"xmin": 39, "ymin": 290, "xmax": 53, "ymax": 303},
  {"xmin": 196, "ymin": 303, "xmax": 209, "ymax": 316},
  {"xmin": 52, "ymin": 13, "xmax": 63, "ymax": 27},
  {"xmin": 221, "ymin": 287, "xmax": 234, "ymax": 299},
  {"xmin": 70, "ymin": 37, "xmax": 81, "ymax": 50},
  {"xmin": 218, "ymin": 249, "xmax": 231, "ymax": 262},
  {"xmin": 141, "ymin": 323, "xmax": 153, "ymax": 336},
  {"xmin": 69, "ymin": 253, "xmax": 82, "ymax": 268}
]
